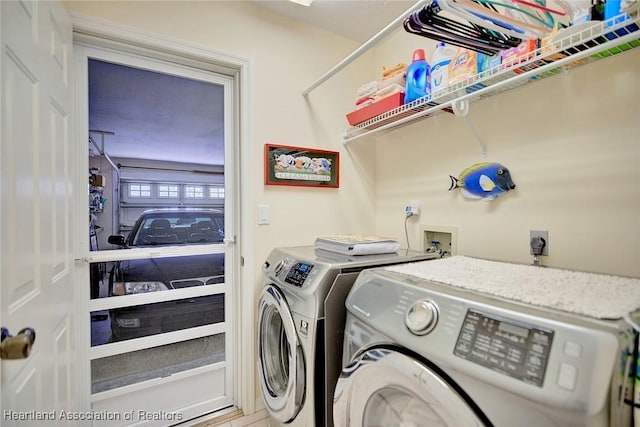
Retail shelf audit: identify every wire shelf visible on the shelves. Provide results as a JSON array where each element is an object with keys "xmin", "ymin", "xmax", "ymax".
[{"xmin": 343, "ymin": 8, "xmax": 640, "ymax": 143}]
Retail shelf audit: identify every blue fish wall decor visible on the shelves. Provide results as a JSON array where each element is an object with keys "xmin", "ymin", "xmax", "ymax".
[{"xmin": 449, "ymin": 162, "xmax": 516, "ymax": 201}]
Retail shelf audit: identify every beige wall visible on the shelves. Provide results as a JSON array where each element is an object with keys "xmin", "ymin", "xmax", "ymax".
[
  {"xmin": 65, "ymin": 1, "xmax": 640, "ymax": 308},
  {"xmin": 65, "ymin": 0, "xmax": 379, "ymax": 261},
  {"xmin": 66, "ymin": 1, "xmax": 640, "ymax": 414},
  {"xmin": 369, "ymin": 30, "xmax": 640, "ymax": 277},
  {"xmin": 64, "ymin": 0, "xmax": 381, "ymax": 409},
  {"xmin": 65, "ymin": 8, "xmax": 383, "ymax": 272},
  {"xmin": 65, "ymin": 4, "xmax": 640, "ymax": 279}
]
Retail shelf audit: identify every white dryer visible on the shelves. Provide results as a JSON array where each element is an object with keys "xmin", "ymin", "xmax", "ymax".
[
  {"xmin": 334, "ymin": 257, "xmax": 640, "ymax": 427},
  {"xmin": 258, "ymin": 246, "xmax": 438, "ymax": 427}
]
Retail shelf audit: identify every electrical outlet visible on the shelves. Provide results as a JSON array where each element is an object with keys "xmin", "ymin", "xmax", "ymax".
[
  {"xmin": 405, "ymin": 205, "xmax": 420, "ymax": 217},
  {"xmin": 530, "ymin": 230, "xmax": 549, "ymax": 256},
  {"xmin": 405, "ymin": 201, "xmax": 420, "ymax": 217}
]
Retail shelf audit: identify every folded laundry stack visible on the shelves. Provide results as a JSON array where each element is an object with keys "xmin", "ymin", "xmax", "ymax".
[
  {"xmin": 353, "ymin": 63, "xmax": 407, "ymax": 111},
  {"xmin": 346, "ymin": 63, "xmax": 409, "ymax": 127},
  {"xmin": 315, "ymin": 234, "xmax": 400, "ymax": 256}
]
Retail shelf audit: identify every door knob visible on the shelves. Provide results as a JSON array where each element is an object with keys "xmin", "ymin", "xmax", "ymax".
[{"xmin": 1, "ymin": 327, "xmax": 36, "ymax": 360}]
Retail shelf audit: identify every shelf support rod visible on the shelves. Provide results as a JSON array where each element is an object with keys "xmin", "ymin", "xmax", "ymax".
[
  {"xmin": 452, "ymin": 98, "xmax": 487, "ymax": 156},
  {"xmin": 463, "ymin": 115, "xmax": 488, "ymax": 157},
  {"xmin": 302, "ymin": 0, "xmax": 426, "ymax": 97}
]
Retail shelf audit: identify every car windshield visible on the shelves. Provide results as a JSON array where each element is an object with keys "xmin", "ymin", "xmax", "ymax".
[{"xmin": 132, "ymin": 212, "xmax": 224, "ymax": 246}]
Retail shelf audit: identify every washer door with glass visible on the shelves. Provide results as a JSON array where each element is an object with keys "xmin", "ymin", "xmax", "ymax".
[
  {"xmin": 258, "ymin": 284, "xmax": 306, "ymax": 423},
  {"xmin": 333, "ymin": 347, "xmax": 490, "ymax": 427}
]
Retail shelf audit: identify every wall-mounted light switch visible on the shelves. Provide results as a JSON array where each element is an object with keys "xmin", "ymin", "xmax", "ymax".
[{"xmin": 258, "ymin": 204, "xmax": 270, "ymax": 225}]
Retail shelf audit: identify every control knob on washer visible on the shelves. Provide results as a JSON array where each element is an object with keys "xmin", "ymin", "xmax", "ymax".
[
  {"xmin": 405, "ymin": 299, "xmax": 439, "ymax": 335},
  {"xmin": 273, "ymin": 259, "xmax": 287, "ymax": 276}
]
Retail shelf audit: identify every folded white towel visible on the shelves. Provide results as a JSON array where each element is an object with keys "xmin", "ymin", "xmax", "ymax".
[
  {"xmin": 356, "ymin": 80, "xmax": 379, "ymax": 98},
  {"xmin": 375, "ymin": 83, "xmax": 405, "ymax": 98},
  {"xmin": 315, "ymin": 234, "xmax": 399, "ymax": 256}
]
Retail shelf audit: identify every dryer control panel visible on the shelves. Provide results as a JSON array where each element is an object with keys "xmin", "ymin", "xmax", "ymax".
[
  {"xmin": 454, "ymin": 309, "xmax": 554, "ymax": 387},
  {"xmin": 284, "ymin": 262, "xmax": 315, "ymax": 287}
]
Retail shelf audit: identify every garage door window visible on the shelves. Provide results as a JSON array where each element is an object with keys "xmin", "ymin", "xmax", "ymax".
[
  {"xmin": 185, "ymin": 185, "xmax": 204, "ymax": 199},
  {"xmin": 129, "ymin": 183, "xmax": 151, "ymax": 198},
  {"xmin": 210, "ymin": 185, "xmax": 224, "ymax": 199},
  {"xmin": 158, "ymin": 184, "xmax": 179, "ymax": 198}
]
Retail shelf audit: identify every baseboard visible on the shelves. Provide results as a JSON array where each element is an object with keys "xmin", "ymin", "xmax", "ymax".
[{"xmin": 255, "ymin": 397, "xmax": 265, "ymax": 412}]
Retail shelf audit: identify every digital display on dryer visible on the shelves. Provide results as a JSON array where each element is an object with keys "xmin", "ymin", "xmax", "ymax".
[
  {"xmin": 284, "ymin": 263, "xmax": 314, "ymax": 287},
  {"xmin": 453, "ymin": 309, "xmax": 554, "ymax": 387}
]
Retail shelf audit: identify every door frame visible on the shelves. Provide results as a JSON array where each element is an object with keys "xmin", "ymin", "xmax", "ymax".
[{"xmin": 69, "ymin": 12, "xmax": 256, "ymax": 416}]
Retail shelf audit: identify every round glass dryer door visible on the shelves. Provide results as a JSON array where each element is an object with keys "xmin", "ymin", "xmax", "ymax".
[
  {"xmin": 334, "ymin": 348, "xmax": 488, "ymax": 427},
  {"xmin": 258, "ymin": 284, "xmax": 305, "ymax": 423}
]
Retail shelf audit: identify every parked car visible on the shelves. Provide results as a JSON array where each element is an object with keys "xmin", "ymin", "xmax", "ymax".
[{"xmin": 107, "ymin": 208, "xmax": 225, "ymax": 341}]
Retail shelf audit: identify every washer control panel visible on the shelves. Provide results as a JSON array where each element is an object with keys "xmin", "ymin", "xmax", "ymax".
[
  {"xmin": 284, "ymin": 262, "xmax": 315, "ymax": 287},
  {"xmin": 272, "ymin": 259, "xmax": 287, "ymax": 276},
  {"xmin": 453, "ymin": 309, "xmax": 554, "ymax": 387},
  {"xmin": 405, "ymin": 299, "xmax": 439, "ymax": 335}
]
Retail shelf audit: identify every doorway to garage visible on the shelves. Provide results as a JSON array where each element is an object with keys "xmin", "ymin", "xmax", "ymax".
[{"xmin": 76, "ymin": 40, "xmax": 238, "ymax": 423}]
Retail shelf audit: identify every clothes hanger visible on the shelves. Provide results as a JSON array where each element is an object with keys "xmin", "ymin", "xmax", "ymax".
[
  {"xmin": 497, "ymin": 0, "xmax": 558, "ymax": 33},
  {"xmin": 435, "ymin": 0, "xmax": 537, "ymax": 38},
  {"xmin": 406, "ymin": 3, "xmax": 521, "ymax": 54},
  {"xmin": 418, "ymin": 1, "xmax": 524, "ymax": 47},
  {"xmin": 493, "ymin": 0, "xmax": 556, "ymax": 27},
  {"xmin": 403, "ymin": 16, "xmax": 505, "ymax": 55},
  {"xmin": 551, "ymin": 0, "xmax": 592, "ymax": 25},
  {"xmin": 464, "ymin": 0, "xmax": 521, "ymax": 37},
  {"xmin": 512, "ymin": 0, "xmax": 566, "ymax": 16},
  {"xmin": 404, "ymin": 13, "xmax": 497, "ymax": 55},
  {"xmin": 451, "ymin": 0, "xmax": 553, "ymax": 37},
  {"xmin": 413, "ymin": 4, "xmax": 500, "ymax": 43}
]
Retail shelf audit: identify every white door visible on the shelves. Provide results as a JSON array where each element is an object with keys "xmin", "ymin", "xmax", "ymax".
[
  {"xmin": 76, "ymin": 42, "xmax": 238, "ymax": 425},
  {"xmin": 0, "ymin": 0, "xmax": 84, "ymax": 424}
]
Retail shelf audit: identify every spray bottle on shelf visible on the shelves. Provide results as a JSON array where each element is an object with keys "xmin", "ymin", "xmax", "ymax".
[
  {"xmin": 404, "ymin": 49, "xmax": 430, "ymax": 104},
  {"xmin": 430, "ymin": 42, "xmax": 456, "ymax": 92}
]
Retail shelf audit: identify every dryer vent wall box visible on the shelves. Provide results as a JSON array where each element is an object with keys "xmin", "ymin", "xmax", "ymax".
[{"xmin": 421, "ymin": 225, "xmax": 458, "ymax": 255}]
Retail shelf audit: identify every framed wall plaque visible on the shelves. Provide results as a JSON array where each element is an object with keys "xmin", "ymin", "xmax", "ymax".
[{"xmin": 265, "ymin": 144, "xmax": 339, "ymax": 188}]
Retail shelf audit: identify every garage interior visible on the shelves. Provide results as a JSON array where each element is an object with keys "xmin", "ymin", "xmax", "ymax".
[{"xmin": 87, "ymin": 58, "xmax": 227, "ymax": 393}]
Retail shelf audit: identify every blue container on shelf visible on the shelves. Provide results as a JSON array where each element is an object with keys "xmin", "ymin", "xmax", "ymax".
[
  {"xmin": 603, "ymin": 0, "xmax": 638, "ymax": 39},
  {"xmin": 404, "ymin": 49, "xmax": 430, "ymax": 104}
]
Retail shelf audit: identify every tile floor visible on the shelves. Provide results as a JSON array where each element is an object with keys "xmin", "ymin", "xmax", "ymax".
[{"xmin": 193, "ymin": 409, "xmax": 270, "ymax": 427}]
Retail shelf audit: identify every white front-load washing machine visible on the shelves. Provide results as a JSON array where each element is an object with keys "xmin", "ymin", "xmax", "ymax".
[
  {"xmin": 258, "ymin": 246, "xmax": 438, "ymax": 427},
  {"xmin": 334, "ymin": 256, "xmax": 640, "ymax": 427}
]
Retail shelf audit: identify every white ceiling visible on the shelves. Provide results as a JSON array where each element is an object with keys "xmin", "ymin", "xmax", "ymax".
[
  {"xmin": 250, "ymin": 0, "xmax": 417, "ymax": 42},
  {"xmin": 88, "ymin": 1, "xmax": 416, "ymax": 166}
]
